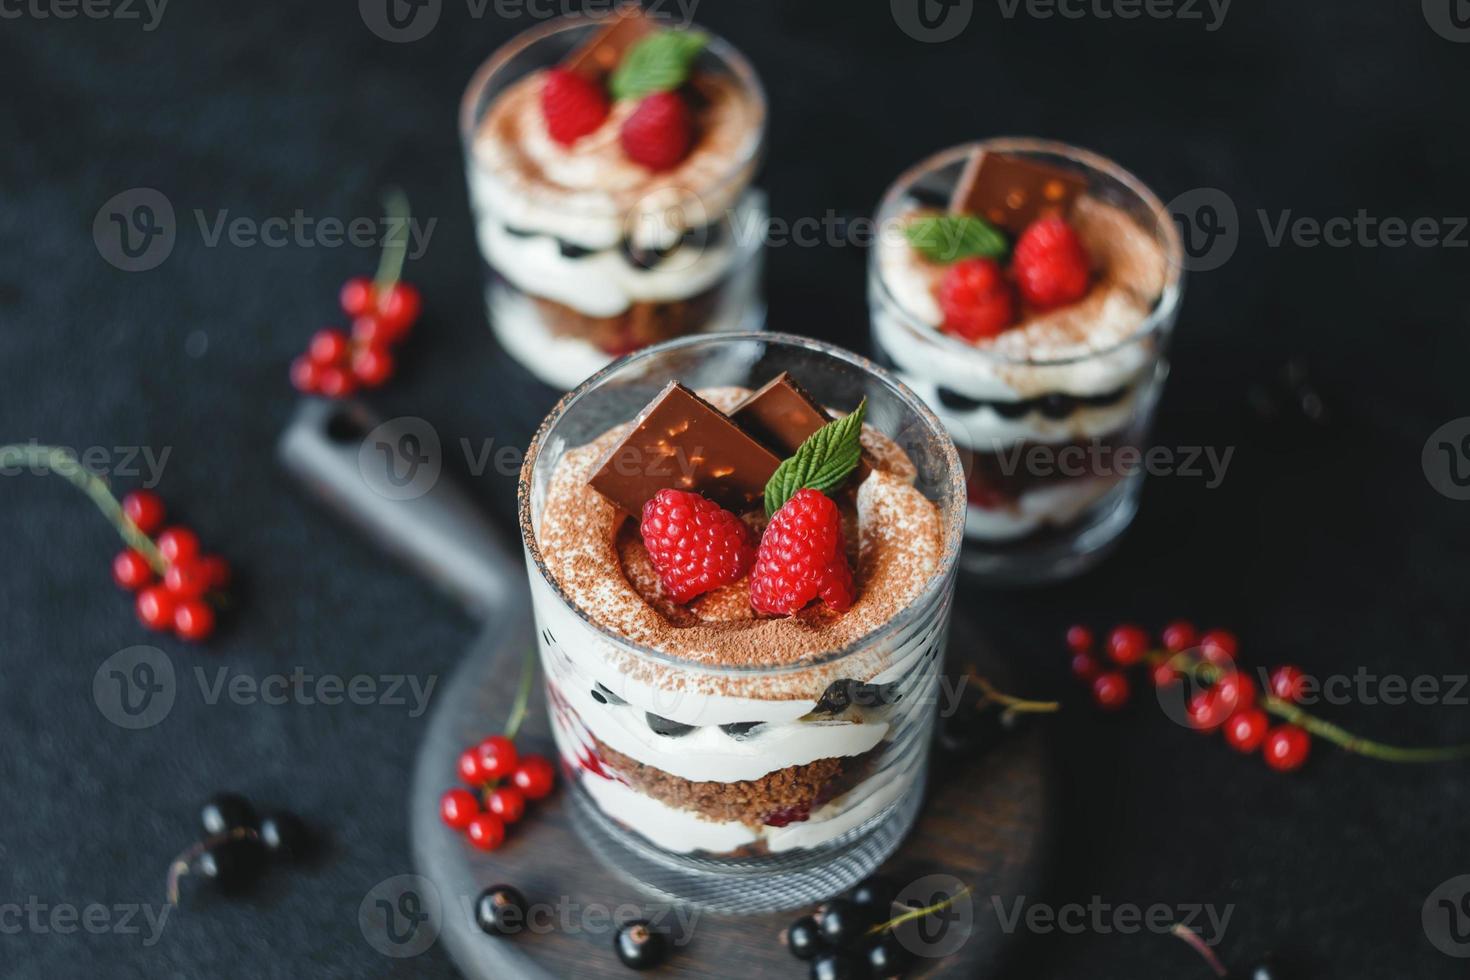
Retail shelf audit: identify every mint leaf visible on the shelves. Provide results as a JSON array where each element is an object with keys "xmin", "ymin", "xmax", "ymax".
[
  {"xmin": 609, "ymin": 30, "xmax": 709, "ymax": 101},
  {"xmin": 764, "ymin": 398, "xmax": 867, "ymax": 516},
  {"xmin": 903, "ymin": 214, "xmax": 1008, "ymax": 263}
]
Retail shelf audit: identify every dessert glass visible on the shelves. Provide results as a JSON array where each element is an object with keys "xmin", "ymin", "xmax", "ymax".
[
  {"xmin": 461, "ymin": 14, "xmax": 768, "ymax": 392},
  {"xmin": 518, "ymin": 333, "xmax": 965, "ymax": 913},
  {"xmin": 869, "ymin": 138, "xmax": 1185, "ymax": 584}
]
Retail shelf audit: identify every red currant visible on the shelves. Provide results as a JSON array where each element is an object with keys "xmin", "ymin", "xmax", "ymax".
[
  {"xmin": 457, "ymin": 749, "xmax": 485, "ymax": 785},
  {"xmin": 465, "ymin": 813, "xmax": 506, "ymax": 851},
  {"xmin": 1065, "ymin": 625, "xmax": 1094, "ymax": 654},
  {"xmin": 1071, "ymin": 652, "xmax": 1100, "ymax": 682},
  {"xmin": 1161, "ymin": 620, "xmax": 1197, "ymax": 653},
  {"xmin": 1187, "ymin": 689, "xmax": 1231, "ymax": 732},
  {"xmin": 290, "ymin": 355, "xmax": 322, "ymax": 393},
  {"xmin": 316, "ymin": 365, "xmax": 357, "ymax": 398},
  {"xmin": 1224, "ymin": 709, "xmax": 1269, "ymax": 753},
  {"xmin": 511, "ymin": 755, "xmax": 556, "ymax": 800},
  {"xmin": 156, "ymin": 526, "xmax": 200, "ymax": 565},
  {"xmin": 1269, "ymin": 665, "xmax": 1308, "ymax": 703},
  {"xmin": 1106, "ymin": 625, "xmax": 1149, "ymax": 666},
  {"xmin": 351, "ymin": 344, "xmax": 394, "ymax": 387},
  {"xmin": 309, "ymin": 328, "xmax": 350, "ymax": 366},
  {"xmin": 1091, "ymin": 671, "xmax": 1130, "ymax": 711},
  {"xmin": 1215, "ymin": 672, "xmax": 1257, "ymax": 713},
  {"xmin": 376, "ymin": 282, "xmax": 421, "ymax": 335},
  {"xmin": 121, "ymin": 490, "xmax": 166, "ymax": 535},
  {"xmin": 196, "ymin": 555, "xmax": 232, "ymax": 589},
  {"xmin": 1200, "ymin": 630, "xmax": 1238, "ymax": 662},
  {"xmin": 173, "ymin": 599, "xmax": 216, "ymax": 641},
  {"xmin": 112, "ymin": 549, "xmax": 154, "ymax": 591},
  {"xmin": 439, "ymin": 788, "xmax": 480, "ymax": 830},
  {"xmin": 136, "ymin": 585, "xmax": 176, "ymax": 631},
  {"xmin": 1151, "ymin": 660, "xmax": 1181, "ymax": 688},
  {"xmin": 351, "ymin": 315, "xmax": 390, "ymax": 346},
  {"xmin": 476, "ymin": 736, "xmax": 518, "ymax": 780},
  {"xmin": 1262, "ymin": 725, "xmax": 1311, "ymax": 772},
  {"xmin": 340, "ymin": 276, "xmax": 377, "ymax": 318},
  {"xmin": 164, "ymin": 558, "xmax": 212, "ymax": 599},
  {"xmin": 486, "ymin": 786, "xmax": 526, "ymax": 823}
]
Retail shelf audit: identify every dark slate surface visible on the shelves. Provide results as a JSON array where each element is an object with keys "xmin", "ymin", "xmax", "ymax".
[{"xmin": 3, "ymin": 1, "xmax": 1469, "ymax": 977}]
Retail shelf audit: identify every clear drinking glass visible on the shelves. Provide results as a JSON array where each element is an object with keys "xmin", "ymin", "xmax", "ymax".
[
  {"xmin": 869, "ymin": 138, "xmax": 1185, "ymax": 584},
  {"xmin": 517, "ymin": 332, "xmax": 964, "ymax": 913},
  {"xmin": 460, "ymin": 13, "xmax": 768, "ymax": 392}
]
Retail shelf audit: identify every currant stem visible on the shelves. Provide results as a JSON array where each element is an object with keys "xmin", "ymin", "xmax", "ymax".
[
  {"xmin": 1155, "ymin": 649, "xmax": 1470, "ymax": 763},
  {"xmin": 372, "ymin": 188, "xmax": 411, "ymax": 292},
  {"xmin": 165, "ymin": 826, "xmax": 259, "ymax": 906},
  {"xmin": 0, "ymin": 443, "xmax": 167, "ymax": 573},
  {"xmin": 866, "ymin": 885, "xmax": 972, "ymax": 936},
  {"xmin": 503, "ymin": 647, "xmax": 538, "ymax": 742},
  {"xmin": 1170, "ymin": 923, "xmax": 1228, "ymax": 977},
  {"xmin": 1261, "ymin": 694, "xmax": 1470, "ymax": 762},
  {"xmin": 966, "ymin": 668, "xmax": 1060, "ymax": 715}
]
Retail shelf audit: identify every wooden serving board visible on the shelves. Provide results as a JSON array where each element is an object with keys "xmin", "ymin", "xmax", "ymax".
[{"xmin": 409, "ymin": 610, "xmax": 1049, "ymax": 978}]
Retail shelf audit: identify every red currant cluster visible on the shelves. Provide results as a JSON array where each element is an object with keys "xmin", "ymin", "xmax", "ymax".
[
  {"xmin": 290, "ymin": 277, "xmax": 421, "ymax": 397},
  {"xmin": 438, "ymin": 736, "xmax": 556, "ymax": 851},
  {"xmin": 112, "ymin": 490, "xmax": 230, "ymax": 642},
  {"xmin": 1068, "ymin": 622, "xmax": 1314, "ymax": 772}
]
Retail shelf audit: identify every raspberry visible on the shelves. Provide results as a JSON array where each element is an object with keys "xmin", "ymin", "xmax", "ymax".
[
  {"xmin": 619, "ymin": 91, "xmax": 692, "ymax": 171},
  {"xmin": 541, "ymin": 68, "xmax": 609, "ymax": 146},
  {"xmin": 1011, "ymin": 215, "xmax": 1092, "ymax": 309},
  {"xmin": 937, "ymin": 257, "xmax": 1015, "ymax": 341},
  {"xmin": 749, "ymin": 489, "xmax": 854, "ymax": 616},
  {"xmin": 639, "ymin": 489, "xmax": 756, "ymax": 604}
]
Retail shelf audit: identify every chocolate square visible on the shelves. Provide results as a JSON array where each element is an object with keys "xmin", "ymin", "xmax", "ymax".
[
  {"xmin": 587, "ymin": 382, "xmax": 781, "ymax": 516},
  {"xmin": 949, "ymin": 150, "xmax": 1088, "ymax": 233},
  {"xmin": 562, "ymin": 3, "xmax": 655, "ymax": 79},
  {"xmin": 731, "ymin": 372, "xmax": 872, "ymax": 479}
]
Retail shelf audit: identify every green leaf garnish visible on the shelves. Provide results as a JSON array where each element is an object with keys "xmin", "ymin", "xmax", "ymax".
[
  {"xmin": 609, "ymin": 29, "xmax": 710, "ymax": 101},
  {"xmin": 903, "ymin": 214, "xmax": 1008, "ymax": 263},
  {"xmin": 763, "ymin": 398, "xmax": 867, "ymax": 516}
]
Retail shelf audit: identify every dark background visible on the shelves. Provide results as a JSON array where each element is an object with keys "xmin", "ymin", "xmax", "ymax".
[{"xmin": 4, "ymin": 0, "xmax": 1469, "ymax": 976}]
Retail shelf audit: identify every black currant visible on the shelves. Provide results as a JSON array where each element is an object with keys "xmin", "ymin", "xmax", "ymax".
[
  {"xmin": 1250, "ymin": 956, "xmax": 1282, "ymax": 980},
  {"xmin": 200, "ymin": 793, "xmax": 257, "ymax": 836},
  {"xmin": 810, "ymin": 950, "xmax": 866, "ymax": 980},
  {"xmin": 474, "ymin": 885, "xmax": 528, "ymax": 937},
  {"xmin": 865, "ymin": 933, "xmax": 915, "ymax": 978},
  {"xmin": 786, "ymin": 915, "xmax": 824, "ymax": 960},
  {"xmin": 720, "ymin": 722, "xmax": 764, "ymax": 740},
  {"xmin": 849, "ymin": 876, "xmax": 898, "ymax": 925},
  {"xmin": 645, "ymin": 713, "xmax": 695, "ymax": 737},
  {"xmin": 259, "ymin": 811, "xmax": 312, "ymax": 861},
  {"xmin": 196, "ymin": 838, "xmax": 265, "ymax": 892},
  {"xmin": 614, "ymin": 919, "xmax": 668, "ymax": 970},
  {"xmin": 817, "ymin": 899, "xmax": 865, "ymax": 949}
]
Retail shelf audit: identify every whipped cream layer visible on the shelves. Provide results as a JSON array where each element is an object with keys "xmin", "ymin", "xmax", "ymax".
[
  {"xmin": 965, "ymin": 476, "xmax": 1122, "ymax": 541},
  {"xmin": 472, "ymin": 70, "xmax": 762, "ymax": 250},
  {"xmin": 904, "ymin": 376, "xmax": 1142, "ymax": 451},
  {"xmin": 485, "ymin": 261, "xmax": 762, "ymax": 391},
  {"xmin": 873, "ymin": 195, "xmax": 1169, "ymax": 403},
  {"xmin": 529, "ymin": 388, "xmax": 948, "ymax": 716}
]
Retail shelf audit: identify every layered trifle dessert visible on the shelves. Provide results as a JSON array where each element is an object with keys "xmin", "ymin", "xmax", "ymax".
[
  {"xmin": 518, "ymin": 334, "xmax": 964, "ymax": 911},
  {"xmin": 870, "ymin": 140, "xmax": 1184, "ymax": 582},
  {"xmin": 462, "ymin": 6, "xmax": 767, "ymax": 390}
]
